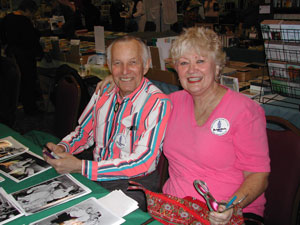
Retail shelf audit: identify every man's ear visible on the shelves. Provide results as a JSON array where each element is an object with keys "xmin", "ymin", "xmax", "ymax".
[{"xmin": 143, "ymin": 58, "xmax": 151, "ymax": 75}]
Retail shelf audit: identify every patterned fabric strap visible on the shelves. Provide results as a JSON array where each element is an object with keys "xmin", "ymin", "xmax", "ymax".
[{"xmin": 127, "ymin": 181, "xmax": 244, "ymax": 225}]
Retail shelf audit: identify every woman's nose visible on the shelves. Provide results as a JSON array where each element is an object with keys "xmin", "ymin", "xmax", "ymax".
[{"xmin": 188, "ymin": 63, "xmax": 196, "ymax": 73}]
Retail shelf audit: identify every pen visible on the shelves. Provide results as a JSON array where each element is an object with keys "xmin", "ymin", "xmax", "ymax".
[
  {"xmin": 140, "ymin": 217, "xmax": 155, "ymax": 225},
  {"xmin": 225, "ymin": 195, "xmax": 237, "ymax": 209}
]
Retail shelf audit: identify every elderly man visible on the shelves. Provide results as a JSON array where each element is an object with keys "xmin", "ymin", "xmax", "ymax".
[{"xmin": 44, "ymin": 36, "xmax": 172, "ymax": 210}]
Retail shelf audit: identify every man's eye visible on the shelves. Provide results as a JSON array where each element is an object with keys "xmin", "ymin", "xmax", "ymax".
[
  {"xmin": 113, "ymin": 61, "xmax": 120, "ymax": 65},
  {"xmin": 129, "ymin": 61, "xmax": 137, "ymax": 65},
  {"xmin": 197, "ymin": 59, "xmax": 204, "ymax": 64}
]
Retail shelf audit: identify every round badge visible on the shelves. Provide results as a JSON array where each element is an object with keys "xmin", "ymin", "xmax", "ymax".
[
  {"xmin": 115, "ymin": 133, "xmax": 126, "ymax": 149},
  {"xmin": 211, "ymin": 118, "xmax": 230, "ymax": 136}
]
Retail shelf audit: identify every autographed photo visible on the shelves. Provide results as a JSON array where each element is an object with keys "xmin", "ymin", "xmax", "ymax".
[
  {"xmin": 0, "ymin": 188, "xmax": 23, "ymax": 225},
  {"xmin": 0, "ymin": 136, "xmax": 28, "ymax": 161},
  {"xmin": 30, "ymin": 197, "xmax": 125, "ymax": 225},
  {"xmin": 0, "ymin": 151, "xmax": 51, "ymax": 182},
  {"xmin": 11, "ymin": 174, "xmax": 91, "ymax": 215}
]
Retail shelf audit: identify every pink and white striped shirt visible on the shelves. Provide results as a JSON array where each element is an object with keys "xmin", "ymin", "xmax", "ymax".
[{"xmin": 59, "ymin": 78, "xmax": 172, "ymax": 181}]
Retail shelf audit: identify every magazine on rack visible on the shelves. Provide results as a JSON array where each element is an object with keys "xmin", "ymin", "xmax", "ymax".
[
  {"xmin": 10, "ymin": 174, "xmax": 91, "ymax": 215},
  {"xmin": 0, "ymin": 187, "xmax": 24, "ymax": 225},
  {"xmin": 29, "ymin": 197, "xmax": 125, "ymax": 225},
  {"xmin": 0, "ymin": 136, "xmax": 28, "ymax": 161},
  {"xmin": 0, "ymin": 151, "xmax": 51, "ymax": 183}
]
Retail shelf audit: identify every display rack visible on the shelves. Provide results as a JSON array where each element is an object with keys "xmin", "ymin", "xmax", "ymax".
[{"xmin": 260, "ymin": 20, "xmax": 300, "ymax": 110}]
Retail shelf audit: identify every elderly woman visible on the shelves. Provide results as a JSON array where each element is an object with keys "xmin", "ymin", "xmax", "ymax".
[{"xmin": 96, "ymin": 27, "xmax": 270, "ymax": 224}]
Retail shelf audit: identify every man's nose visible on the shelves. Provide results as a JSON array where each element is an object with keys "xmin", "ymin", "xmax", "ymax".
[{"xmin": 122, "ymin": 64, "xmax": 129, "ymax": 75}]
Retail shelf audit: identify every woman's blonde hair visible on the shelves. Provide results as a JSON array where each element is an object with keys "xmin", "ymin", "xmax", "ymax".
[{"xmin": 170, "ymin": 27, "xmax": 226, "ymax": 72}]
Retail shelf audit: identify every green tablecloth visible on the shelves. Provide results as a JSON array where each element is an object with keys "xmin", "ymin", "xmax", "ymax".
[{"xmin": 0, "ymin": 123, "xmax": 161, "ymax": 225}]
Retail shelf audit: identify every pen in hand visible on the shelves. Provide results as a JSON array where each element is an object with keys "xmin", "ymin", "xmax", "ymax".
[
  {"xmin": 220, "ymin": 195, "xmax": 248, "ymax": 213},
  {"xmin": 225, "ymin": 195, "xmax": 237, "ymax": 209},
  {"xmin": 43, "ymin": 145, "xmax": 60, "ymax": 159}
]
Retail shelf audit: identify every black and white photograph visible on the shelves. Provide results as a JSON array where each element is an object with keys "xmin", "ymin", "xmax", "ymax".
[
  {"xmin": 0, "ymin": 188, "xmax": 23, "ymax": 225},
  {"xmin": 220, "ymin": 75, "xmax": 240, "ymax": 92},
  {"xmin": 0, "ymin": 136, "xmax": 28, "ymax": 161},
  {"xmin": 11, "ymin": 174, "xmax": 91, "ymax": 215},
  {"xmin": 30, "ymin": 197, "xmax": 125, "ymax": 225},
  {"xmin": 0, "ymin": 151, "xmax": 51, "ymax": 183}
]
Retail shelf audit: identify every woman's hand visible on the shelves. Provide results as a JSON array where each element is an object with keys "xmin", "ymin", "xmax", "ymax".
[
  {"xmin": 209, "ymin": 204, "xmax": 233, "ymax": 225},
  {"xmin": 95, "ymin": 75, "xmax": 115, "ymax": 96}
]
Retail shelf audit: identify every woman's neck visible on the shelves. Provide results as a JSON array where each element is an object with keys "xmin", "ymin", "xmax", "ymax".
[
  {"xmin": 193, "ymin": 84, "xmax": 227, "ymax": 126},
  {"xmin": 193, "ymin": 84, "xmax": 225, "ymax": 109}
]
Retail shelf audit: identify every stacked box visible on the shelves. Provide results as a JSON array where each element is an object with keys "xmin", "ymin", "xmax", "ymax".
[
  {"xmin": 264, "ymin": 41, "xmax": 285, "ymax": 61},
  {"xmin": 283, "ymin": 43, "xmax": 300, "ymax": 63},
  {"xmin": 261, "ymin": 20, "xmax": 283, "ymax": 40},
  {"xmin": 280, "ymin": 21, "xmax": 300, "ymax": 42},
  {"xmin": 267, "ymin": 60, "xmax": 288, "ymax": 79}
]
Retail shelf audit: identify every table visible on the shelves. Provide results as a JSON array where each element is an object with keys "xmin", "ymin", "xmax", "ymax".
[
  {"xmin": 258, "ymin": 94, "xmax": 300, "ymax": 129},
  {"xmin": 0, "ymin": 123, "xmax": 161, "ymax": 225},
  {"xmin": 37, "ymin": 58, "xmax": 110, "ymax": 80}
]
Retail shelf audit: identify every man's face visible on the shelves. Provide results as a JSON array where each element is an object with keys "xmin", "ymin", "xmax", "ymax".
[{"xmin": 110, "ymin": 40, "xmax": 148, "ymax": 98}]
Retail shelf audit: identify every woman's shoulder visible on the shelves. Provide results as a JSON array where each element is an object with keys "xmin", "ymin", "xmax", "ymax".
[{"xmin": 225, "ymin": 89, "xmax": 265, "ymax": 115}]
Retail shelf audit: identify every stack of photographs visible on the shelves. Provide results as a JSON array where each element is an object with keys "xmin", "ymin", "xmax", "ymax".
[
  {"xmin": 29, "ymin": 197, "xmax": 125, "ymax": 225},
  {"xmin": 0, "ymin": 188, "xmax": 24, "ymax": 225},
  {"xmin": 0, "ymin": 136, "xmax": 126, "ymax": 225},
  {"xmin": 10, "ymin": 174, "xmax": 91, "ymax": 215},
  {"xmin": 0, "ymin": 136, "xmax": 51, "ymax": 183}
]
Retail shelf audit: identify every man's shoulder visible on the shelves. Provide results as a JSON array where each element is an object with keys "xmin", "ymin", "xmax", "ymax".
[{"xmin": 145, "ymin": 80, "xmax": 170, "ymax": 98}]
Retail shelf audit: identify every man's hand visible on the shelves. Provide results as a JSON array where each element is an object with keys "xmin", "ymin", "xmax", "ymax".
[
  {"xmin": 95, "ymin": 75, "xmax": 115, "ymax": 95},
  {"xmin": 43, "ymin": 142, "xmax": 82, "ymax": 174}
]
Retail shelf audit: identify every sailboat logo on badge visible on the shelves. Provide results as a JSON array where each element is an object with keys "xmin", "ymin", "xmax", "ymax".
[
  {"xmin": 115, "ymin": 133, "xmax": 126, "ymax": 149},
  {"xmin": 211, "ymin": 118, "xmax": 230, "ymax": 136}
]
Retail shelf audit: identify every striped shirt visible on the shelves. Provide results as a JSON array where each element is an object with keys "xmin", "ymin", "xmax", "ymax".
[{"xmin": 59, "ymin": 78, "xmax": 172, "ymax": 181}]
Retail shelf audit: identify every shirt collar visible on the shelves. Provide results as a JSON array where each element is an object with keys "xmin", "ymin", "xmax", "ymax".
[{"xmin": 114, "ymin": 77, "xmax": 148, "ymax": 103}]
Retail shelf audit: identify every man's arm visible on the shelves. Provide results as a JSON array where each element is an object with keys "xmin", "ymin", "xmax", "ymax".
[
  {"xmin": 58, "ymin": 93, "xmax": 99, "ymax": 154},
  {"xmin": 44, "ymin": 93, "xmax": 99, "ymax": 174}
]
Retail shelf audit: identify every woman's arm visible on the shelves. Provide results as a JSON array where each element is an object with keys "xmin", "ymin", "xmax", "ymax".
[
  {"xmin": 209, "ymin": 171, "xmax": 269, "ymax": 225},
  {"xmin": 95, "ymin": 75, "xmax": 115, "ymax": 95}
]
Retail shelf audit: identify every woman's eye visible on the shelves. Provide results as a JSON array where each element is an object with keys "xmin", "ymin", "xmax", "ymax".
[{"xmin": 179, "ymin": 61, "xmax": 188, "ymax": 66}]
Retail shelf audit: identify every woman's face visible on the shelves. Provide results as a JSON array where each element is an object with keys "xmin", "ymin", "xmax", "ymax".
[{"xmin": 175, "ymin": 50, "xmax": 219, "ymax": 96}]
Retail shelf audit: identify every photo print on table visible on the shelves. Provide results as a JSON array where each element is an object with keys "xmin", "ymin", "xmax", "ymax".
[
  {"xmin": 29, "ymin": 197, "xmax": 125, "ymax": 225},
  {"xmin": 0, "ymin": 187, "xmax": 24, "ymax": 225},
  {"xmin": 0, "ymin": 136, "xmax": 28, "ymax": 162},
  {"xmin": 10, "ymin": 174, "xmax": 91, "ymax": 215},
  {"xmin": 0, "ymin": 151, "xmax": 51, "ymax": 183}
]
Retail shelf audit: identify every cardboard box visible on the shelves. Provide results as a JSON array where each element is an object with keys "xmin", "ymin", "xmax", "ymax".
[
  {"xmin": 226, "ymin": 61, "xmax": 263, "ymax": 82},
  {"xmin": 145, "ymin": 68, "xmax": 180, "ymax": 86}
]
